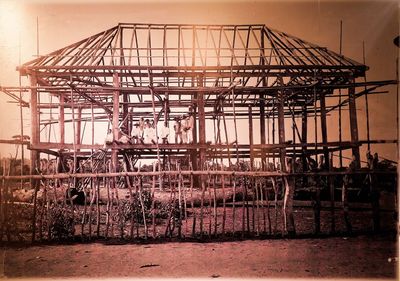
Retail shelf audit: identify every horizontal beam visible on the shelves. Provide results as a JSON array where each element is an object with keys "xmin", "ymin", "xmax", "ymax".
[
  {"xmin": 0, "ymin": 139, "xmax": 30, "ymax": 145},
  {"xmin": 28, "ymin": 140, "xmax": 365, "ymax": 151},
  {"xmin": 19, "ymin": 64, "xmax": 367, "ymax": 73},
  {"xmin": 0, "ymin": 169, "xmax": 395, "ymax": 181}
]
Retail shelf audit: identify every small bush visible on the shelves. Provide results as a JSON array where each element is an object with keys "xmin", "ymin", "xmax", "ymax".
[{"xmin": 48, "ymin": 205, "xmax": 75, "ymax": 240}]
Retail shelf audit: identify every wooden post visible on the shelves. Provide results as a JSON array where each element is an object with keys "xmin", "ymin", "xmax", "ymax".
[
  {"xmin": 317, "ymin": 93, "xmax": 335, "ymax": 233},
  {"xmin": 122, "ymin": 93, "xmax": 129, "ymax": 135},
  {"xmin": 30, "ymin": 74, "xmax": 40, "ymax": 172},
  {"xmin": 277, "ymin": 85, "xmax": 295, "ymax": 236},
  {"xmin": 232, "ymin": 176, "xmax": 236, "ymax": 235},
  {"xmin": 189, "ymin": 164, "xmax": 196, "ymax": 237},
  {"xmin": 75, "ymin": 107, "xmax": 82, "ymax": 152},
  {"xmin": 197, "ymin": 85, "xmax": 206, "ymax": 169},
  {"xmin": 329, "ymin": 153, "xmax": 335, "ymax": 233},
  {"xmin": 192, "ymin": 75, "xmax": 203, "ymax": 182},
  {"xmin": 272, "ymin": 100, "xmax": 276, "ymax": 166},
  {"xmin": 30, "ymin": 74, "xmax": 40, "ymax": 243},
  {"xmin": 348, "ymin": 78, "xmax": 360, "ymax": 168},
  {"xmin": 260, "ymin": 29, "xmax": 266, "ymax": 170},
  {"xmin": 112, "ymin": 73, "xmax": 120, "ymax": 173},
  {"xmin": 206, "ymin": 173, "xmax": 212, "ymax": 238},
  {"xmin": 260, "ymin": 94, "xmax": 266, "ymax": 170},
  {"xmin": 277, "ymin": 91, "xmax": 286, "ymax": 170},
  {"xmin": 197, "ymin": 80, "xmax": 206, "ymax": 238},
  {"xmin": 248, "ymin": 106, "xmax": 254, "ymax": 169},
  {"xmin": 59, "ymin": 93, "xmax": 65, "ymax": 144},
  {"xmin": 301, "ymin": 106, "xmax": 308, "ymax": 186}
]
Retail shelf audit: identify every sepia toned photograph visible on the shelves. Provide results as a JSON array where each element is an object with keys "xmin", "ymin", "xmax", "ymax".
[{"xmin": 0, "ymin": 0, "xmax": 398, "ymax": 279}]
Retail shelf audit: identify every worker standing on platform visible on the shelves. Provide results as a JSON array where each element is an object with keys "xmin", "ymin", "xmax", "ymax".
[
  {"xmin": 144, "ymin": 119, "xmax": 157, "ymax": 144},
  {"xmin": 131, "ymin": 122, "xmax": 141, "ymax": 144},
  {"xmin": 143, "ymin": 119, "xmax": 151, "ymax": 144},
  {"xmin": 160, "ymin": 122, "xmax": 170, "ymax": 144},
  {"xmin": 173, "ymin": 116, "xmax": 182, "ymax": 144},
  {"xmin": 139, "ymin": 117, "xmax": 145, "ymax": 139},
  {"xmin": 186, "ymin": 106, "xmax": 195, "ymax": 144}
]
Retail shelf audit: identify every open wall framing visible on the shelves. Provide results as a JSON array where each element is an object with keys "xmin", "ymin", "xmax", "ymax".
[{"xmin": 0, "ymin": 24, "xmax": 397, "ymax": 242}]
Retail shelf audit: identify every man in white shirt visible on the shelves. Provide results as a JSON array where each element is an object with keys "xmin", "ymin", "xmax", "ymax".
[
  {"xmin": 160, "ymin": 123, "xmax": 170, "ymax": 144},
  {"xmin": 186, "ymin": 113, "xmax": 194, "ymax": 144},
  {"xmin": 131, "ymin": 123, "xmax": 142, "ymax": 144},
  {"xmin": 173, "ymin": 117, "xmax": 182, "ymax": 144},
  {"xmin": 144, "ymin": 119, "xmax": 157, "ymax": 144}
]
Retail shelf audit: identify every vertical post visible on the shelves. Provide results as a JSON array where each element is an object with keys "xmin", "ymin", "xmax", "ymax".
[
  {"xmin": 59, "ymin": 93, "xmax": 65, "ymax": 145},
  {"xmin": 292, "ymin": 111, "xmax": 296, "ymax": 163},
  {"xmin": 75, "ymin": 107, "xmax": 82, "ymax": 152},
  {"xmin": 197, "ymin": 79, "xmax": 206, "ymax": 237},
  {"xmin": 29, "ymin": 74, "xmax": 40, "ymax": 243},
  {"xmin": 191, "ymin": 80, "xmax": 199, "ymax": 174},
  {"xmin": 260, "ymin": 94, "xmax": 266, "ymax": 170},
  {"xmin": 320, "ymin": 93, "xmax": 329, "ymax": 169},
  {"xmin": 30, "ymin": 75, "xmax": 40, "ymax": 171},
  {"xmin": 260, "ymin": 29, "xmax": 267, "ymax": 170},
  {"xmin": 120, "ymin": 28, "xmax": 130, "ymax": 135},
  {"xmin": 248, "ymin": 106, "xmax": 254, "ymax": 169},
  {"xmin": 277, "ymin": 91, "xmax": 286, "ymax": 170},
  {"xmin": 191, "ymin": 106, "xmax": 200, "ymax": 170},
  {"xmin": 301, "ymin": 106, "xmax": 308, "ymax": 172},
  {"xmin": 362, "ymin": 41, "xmax": 371, "ymax": 151},
  {"xmin": 338, "ymin": 20, "xmax": 343, "ymax": 168},
  {"xmin": 123, "ymin": 93, "xmax": 129, "ymax": 135},
  {"xmin": 272, "ymin": 100, "xmax": 276, "ymax": 166},
  {"xmin": 112, "ymin": 73, "xmax": 120, "ymax": 173},
  {"xmin": 348, "ymin": 78, "xmax": 360, "ymax": 168},
  {"xmin": 277, "ymin": 84, "xmax": 296, "ymax": 236},
  {"xmin": 197, "ymin": 90, "xmax": 206, "ymax": 166},
  {"xmin": 320, "ymin": 92, "xmax": 334, "ymax": 233}
]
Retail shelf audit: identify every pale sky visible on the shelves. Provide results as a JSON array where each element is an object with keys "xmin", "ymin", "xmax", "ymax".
[{"xmin": 0, "ymin": 0, "xmax": 398, "ymax": 162}]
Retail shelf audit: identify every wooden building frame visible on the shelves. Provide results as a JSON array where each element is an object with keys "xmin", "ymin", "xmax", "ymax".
[{"xmin": 0, "ymin": 23, "xmax": 397, "ymax": 241}]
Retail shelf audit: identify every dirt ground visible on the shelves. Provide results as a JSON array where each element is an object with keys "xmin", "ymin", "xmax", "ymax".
[{"xmin": 1, "ymin": 233, "xmax": 397, "ymax": 279}]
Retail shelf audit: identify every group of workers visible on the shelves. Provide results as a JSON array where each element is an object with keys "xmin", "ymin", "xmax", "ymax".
[
  {"xmin": 104, "ymin": 107, "xmax": 195, "ymax": 146},
  {"xmin": 173, "ymin": 111, "xmax": 195, "ymax": 144}
]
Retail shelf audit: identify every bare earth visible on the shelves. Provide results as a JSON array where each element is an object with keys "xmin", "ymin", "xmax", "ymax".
[{"xmin": 1, "ymin": 233, "xmax": 397, "ymax": 279}]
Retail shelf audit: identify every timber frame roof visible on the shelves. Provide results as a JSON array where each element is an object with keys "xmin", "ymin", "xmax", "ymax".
[{"xmin": 16, "ymin": 23, "xmax": 376, "ymax": 110}]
